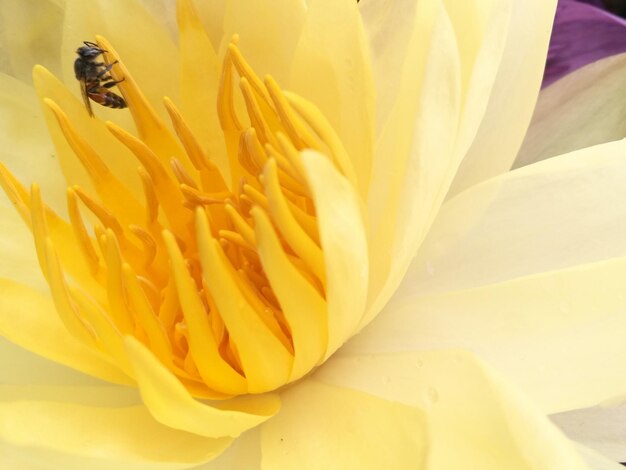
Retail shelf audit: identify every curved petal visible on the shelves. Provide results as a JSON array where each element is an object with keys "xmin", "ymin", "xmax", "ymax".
[
  {"xmin": 0, "ymin": 279, "xmax": 131, "ymax": 385},
  {"xmin": 317, "ymin": 351, "xmax": 587, "ymax": 469},
  {"xmin": 0, "ymin": 401, "xmax": 231, "ymax": 470},
  {"xmin": 409, "ymin": 139, "xmax": 626, "ymax": 295},
  {"xmin": 124, "ymin": 337, "xmax": 281, "ymax": 439},
  {"xmin": 516, "ymin": 52, "xmax": 626, "ymax": 168},
  {"xmin": 364, "ymin": 0, "xmax": 461, "ymax": 321},
  {"xmin": 259, "ymin": 379, "xmax": 427, "ymax": 469},
  {"xmin": 343, "ymin": 255, "xmax": 626, "ymax": 413},
  {"xmin": 289, "ymin": 0, "xmax": 375, "ymax": 197},
  {"xmin": 301, "ymin": 151, "xmax": 368, "ymax": 357},
  {"xmin": 448, "ymin": 0, "xmax": 558, "ymax": 196}
]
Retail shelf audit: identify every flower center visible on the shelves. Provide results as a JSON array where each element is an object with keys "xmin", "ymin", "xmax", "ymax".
[{"xmin": 0, "ymin": 37, "xmax": 358, "ymax": 397}]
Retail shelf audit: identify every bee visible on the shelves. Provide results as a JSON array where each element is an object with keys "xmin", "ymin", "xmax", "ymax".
[{"xmin": 74, "ymin": 41, "xmax": 127, "ymax": 117}]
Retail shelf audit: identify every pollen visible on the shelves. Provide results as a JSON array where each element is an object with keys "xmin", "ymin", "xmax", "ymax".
[{"xmin": 0, "ymin": 36, "xmax": 359, "ymax": 397}]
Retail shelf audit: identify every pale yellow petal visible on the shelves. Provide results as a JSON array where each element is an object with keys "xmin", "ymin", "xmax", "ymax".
[
  {"xmin": 442, "ymin": 0, "xmax": 512, "ymax": 160},
  {"xmin": 191, "ymin": 0, "xmax": 225, "ymax": 51},
  {"xmin": 0, "ymin": 73, "xmax": 66, "ymax": 213},
  {"xmin": 301, "ymin": 151, "xmax": 368, "ymax": 357},
  {"xmin": 448, "ymin": 0, "xmax": 558, "ymax": 196},
  {"xmin": 409, "ymin": 139, "xmax": 626, "ymax": 295},
  {"xmin": 317, "ymin": 351, "xmax": 587, "ymax": 469},
  {"xmin": 252, "ymin": 207, "xmax": 327, "ymax": 381},
  {"xmin": 0, "ymin": 196, "xmax": 46, "ymax": 291},
  {"xmin": 223, "ymin": 0, "xmax": 306, "ymax": 86},
  {"xmin": 0, "ymin": 383, "xmax": 138, "ymax": 406},
  {"xmin": 343, "ymin": 255, "xmax": 626, "ymax": 414},
  {"xmin": 364, "ymin": 0, "xmax": 461, "ymax": 322},
  {"xmin": 358, "ymin": 0, "xmax": 421, "ymax": 134},
  {"xmin": 0, "ymin": 0, "xmax": 64, "ymax": 81},
  {"xmin": 289, "ymin": 0, "xmax": 374, "ymax": 197},
  {"xmin": 190, "ymin": 428, "xmax": 261, "ymax": 470},
  {"xmin": 60, "ymin": 0, "xmax": 179, "ymax": 127},
  {"xmin": 0, "ymin": 337, "xmax": 108, "ymax": 387},
  {"xmin": 124, "ymin": 336, "xmax": 281, "ymax": 438},
  {"xmin": 516, "ymin": 53, "xmax": 626, "ymax": 168},
  {"xmin": 0, "ymin": 401, "xmax": 231, "ymax": 470},
  {"xmin": 0, "ymin": 279, "xmax": 130, "ymax": 385},
  {"xmin": 574, "ymin": 443, "xmax": 625, "ymax": 470},
  {"xmin": 177, "ymin": 0, "xmax": 228, "ymax": 177},
  {"xmin": 259, "ymin": 379, "xmax": 427, "ymax": 469},
  {"xmin": 137, "ymin": 0, "xmax": 177, "ymax": 40}
]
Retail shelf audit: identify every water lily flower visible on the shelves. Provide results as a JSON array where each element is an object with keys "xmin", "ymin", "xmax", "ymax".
[{"xmin": 1, "ymin": 0, "xmax": 625, "ymax": 468}]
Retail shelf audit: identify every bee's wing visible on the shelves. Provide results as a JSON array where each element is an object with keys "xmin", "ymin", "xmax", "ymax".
[{"xmin": 79, "ymin": 79, "xmax": 93, "ymax": 117}]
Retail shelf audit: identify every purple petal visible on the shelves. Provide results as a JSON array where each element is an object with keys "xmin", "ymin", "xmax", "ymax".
[{"xmin": 543, "ymin": 0, "xmax": 626, "ymax": 87}]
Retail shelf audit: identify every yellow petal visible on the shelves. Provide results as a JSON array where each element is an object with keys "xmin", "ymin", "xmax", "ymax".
[
  {"xmin": 0, "ymin": 278, "xmax": 130, "ymax": 385},
  {"xmin": 177, "ymin": 0, "xmax": 228, "ymax": 178},
  {"xmin": 60, "ymin": 0, "xmax": 179, "ymax": 126},
  {"xmin": 517, "ymin": 52, "xmax": 626, "ymax": 168},
  {"xmin": 0, "ymin": 196, "xmax": 46, "ymax": 291},
  {"xmin": 289, "ymin": 0, "xmax": 374, "ymax": 197},
  {"xmin": 0, "ymin": 337, "xmax": 105, "ymax": 387},
  {"xmin": 409, "ymin": 139, "xmax": 626, "ymax": 295},
  {"xmin": 193, "ymin": 0, "xmax": 226, "ymax": 51},
  {"xmin": 301, "ymin": 150, "xmax": 368, "ymax": 357},
  {"xmin": 317, "ymin": 351, "xmax": 587, "ymax": 469},
  {"xmin": 191, "ymin": 428, "xmax": 261, "ymax": 470},
  {"xmin": 0, "ymin": 401, "xmax": 231, "ymax": 470},
  {"xmin": 252, "ymin": 207, "xmax": 327, "ymax": 381},
  {"xmin": 364, "ymin": 0, "xmax": 461, "ymax": 322},
  {"xmin": 0, "ymin": 383, "xmax": 139, "ymax": 406},
  {"xmin": 223, "ymin": 0, "xmax": 306, "ymax": 86},
  {"xmin": 448, "ymin": 0, "xmax": 558, "ymax": 196},
  {"xmin": 344, "ymin": 255, "xmax": 626, "ymax": 414},
  {"xmin": 0, "ymin": 0, "xmax": 64, "ymax": 82},
  {"xmin": 0, "ymin": 72, "xmax": 66, "ymax": 213},
  {"xmin": 125, "ymin": 336, "xmax": 281, "ymax": 439},
  {"xmin": 259, "ymin": 379, "xmax": 427, "ymax": 469}
]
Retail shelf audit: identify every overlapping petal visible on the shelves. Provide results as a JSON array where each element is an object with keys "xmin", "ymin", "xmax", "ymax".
[
  {"xmin": 517, "ymin": 52, "xmax": 626, "ymax": 168},
  {"xmin": 343, "ymin": 139, "xmax": 626, "ymax": 414},
  {"xmin": 316, "ymin": 350, "xmax": 587, "ymax": 469}
]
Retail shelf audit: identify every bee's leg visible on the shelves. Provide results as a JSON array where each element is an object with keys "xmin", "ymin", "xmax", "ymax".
[
  {"xmin": 102, "ymin": 78, "xmax": 125, "ymax": 89},
  {"xmin": 96, "ymin": 63, "xmax": 114, "ymax": 78}
]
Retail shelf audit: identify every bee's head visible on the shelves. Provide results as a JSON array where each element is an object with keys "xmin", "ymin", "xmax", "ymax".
[{"xmin": 76, "ymin": 41, "xmax": 105, "ymax": 58}]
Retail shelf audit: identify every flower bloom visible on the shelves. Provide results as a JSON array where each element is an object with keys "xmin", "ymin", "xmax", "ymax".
[{"xmin": 1, "ymin": 0, "xmax": 625, "ymax": 468}]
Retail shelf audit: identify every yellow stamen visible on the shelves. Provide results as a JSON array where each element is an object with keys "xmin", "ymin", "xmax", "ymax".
[{"xmin": 0, "ymin": 37, "xmax": 363, "ymax": 398}]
